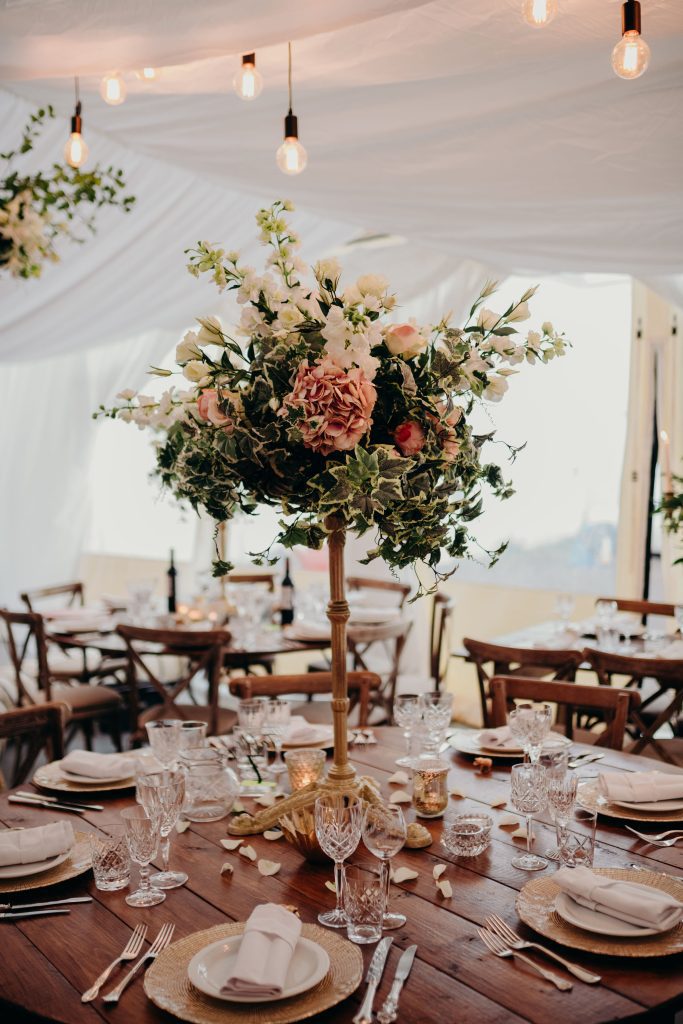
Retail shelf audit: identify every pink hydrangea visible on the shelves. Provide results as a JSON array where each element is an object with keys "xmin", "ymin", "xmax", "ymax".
[
  {"xmin": 282, "ymin": 358, "xmax": 376, "ymax": 455},
  {"xmin": 197, "ymin": 389, "xmax": 235, "ymax": 431},
  {"xmin": 393, "ymin": 420, "xmax": 426, "ymax": 456}
]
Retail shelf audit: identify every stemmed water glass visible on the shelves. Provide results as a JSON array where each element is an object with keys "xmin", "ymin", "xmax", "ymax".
[
  {"xmin": 314, "ymin": 794, "xmax": 362, "ymax": 928},
  {"xmin": 508, "ymin": 703, "xmax": 552, "ymax": 763},
  {"xmin": 146, "ymin": 719, "xmax": 182, "ymax": 769},
  {"xmin": 545, "ymin": 768, "xmax": 578, "ymax": 861},
  {"xmin": 393, "ymin": 695, "xmax": 421, "ymax": 766},
  {"xmin": 418, "ymin": 691, "xmax": 453, "ymax": 754},
  {"xmin": 120, "ymin": 805, "xmax": 165, "ymax": 907},
  {"xmin": 263, "ymin": 699, "xmax": 291, "ymax": 779},
  {"xmin": 137, "ymin": 769, "xmax": 188, "ymax": 889},
  {"xmin": 362, "ymin": 803, "xmax": 407, "ymax": 929},
  {"xmin": 510, "ymin": 763, "xmax": 548, "ymax": 872}
]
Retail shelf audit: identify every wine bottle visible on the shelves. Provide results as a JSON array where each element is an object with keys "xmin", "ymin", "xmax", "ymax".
[
  {"xmin": 167, "ymin": 548, "xmax": 177, "ymax": 614},
  {"xmin": 280, "ymin": 557, "xmax": 294, "ymax": 626}
]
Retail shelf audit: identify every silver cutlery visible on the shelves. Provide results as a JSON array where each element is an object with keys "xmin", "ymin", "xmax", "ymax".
[
  {"xmin": 627, "ymin": 826, "xmax": 683, "ymax": 842},
  {"xmin": 102, "ymin": 922, "xmax": 174, "ymax": 1004},
  {"xmin": 484, "ymin": 914, "xmax": 601, "ymax": 984},
  {"xmin": 568, "ymin": 752, "xmax": 605, "ymax": 769},
  {"xmin": 478, "ymin": 928, "xmax": 573, "ymax": 991},
  {"xmin": 16, "ymin": 791, "xmax": 104, "ymax": 812},
  {"xmin": 8, "ymin": 795, "xmax": 86, "ymax": 815},
  {"xmin": 0, "ymin": 908, "xmax": 71, "ymax": 920},
  {"xmin": 377, "ymin": 943, "xmax": 417, "ymax": 1024},
  {"xmin": 626, "ymin": 833, "xmax": 683, "ymax": 848},
  {"xmin": 82, "ymin": 923, "xmax": 148, "ymax": 1002},
  {"xmin": 0, "ymin": 896, "xmax": 92, "ymax": 913},
  {"xmin": 352, "ymin": 935, "xmax": 393, "ymax": 1024}
]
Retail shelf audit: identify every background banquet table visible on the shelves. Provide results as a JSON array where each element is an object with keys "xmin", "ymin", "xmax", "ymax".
[{"xmin": 1, "ymin": 729, "xmax": 682, "ymax": 1024}]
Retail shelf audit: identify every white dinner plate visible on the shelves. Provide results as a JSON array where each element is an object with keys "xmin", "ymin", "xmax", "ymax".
[
  {"xmin": 0, "ymin": 849, "xmax": 71, "ymax": 880},
  {"xmin": 613, "ymin": 797, "xmax": 683, "ymax": 813},
  {"xmin": 282, "ymin": 726, "xmax": 334, "ymax": 750},
  {"xmin": 474, "ymin": 732, "xmax": 524, "ymax": 754},
  {"xmin": 187, "ymin": 934, "xmax": 330, "ymax": 1003},
  {"xmin": 450, "ymin": 730, "xmax": 570, "ymax": 760},
  {"xmin": 554, "ymin": 892, "xmax": 671, "ymax": 938},
  {"xmin": 60, "ymin": 769, "xmax": 134, "ymax": 785}
]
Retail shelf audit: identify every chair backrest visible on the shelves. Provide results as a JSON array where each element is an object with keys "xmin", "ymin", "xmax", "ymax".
[
  {"xmin": 595, "ymin": 597, "xmax": 676, "ymax": 621},
  {"xmin": 227, "ymin": 572, "xmax": 276, "ymax": 592},
  {"xmin": 583, "ymin": 647, "xmax": 683, "ymax": 686},
  {"xmin": 347, "ymin": 576, "xmax": 411, "ymax": 608},
  {"xmin": 21, "ymin": 582, "xmax": 84, "ymax": 612},
  {"xmin": 0, "ymin": 701, "xmax": 66, "ymax": 787},
  {"xmin": 430, "ymin": 594, "xmax": 455, "ymax": 689},
  {"xmin": 0, "ymin": 608, "xmax": 51, "ymax": 705},
  {"xmin": 228, "ymin": 671, "xmax": 382, "ymax": 729},
  {"xmin": 463, "ymin": 637, "xmax": 584, "ymax": 727},
  {"xmin": 490, "ymin": 675, "xmax": 640, "ymax": 750}
]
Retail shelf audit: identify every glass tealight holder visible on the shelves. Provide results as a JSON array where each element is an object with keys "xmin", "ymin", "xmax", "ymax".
[
  {"xmin": 284, "ymin": 748, "xmax": 326, "ymax": 791},
  {"xmin": 442, "ymin": 813, "xmax": 493, "ymax": 857},
  {"xmin": 412, "ymin": 757, "xmax": 449, "ymax": 818}
]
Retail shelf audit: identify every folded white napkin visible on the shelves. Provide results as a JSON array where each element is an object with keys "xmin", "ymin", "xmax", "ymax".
[
  {"xmin": 0, "ymin": 821, "xmax": 74, "ymax": 867},
  {"xmin": 478, "ymin": 726, "xmax": 517, "ymax": 748},
  {"xmin": 60, "ymin": 750, "xmax": 136, "ymax": 779},
  {"xmin": 555, "ymin": 866, "xmax": 683, "ymax": 931},
  {"xmin": 283, "ymin": 716, "xmax": 330, "ymax": 744},
  {"xmin": 598, "ymin": 771, "xmax": 683, "ymax": 804},
  {"xmin": 221, "ymin": 903, "xmax": 302, "ymax": 997}
]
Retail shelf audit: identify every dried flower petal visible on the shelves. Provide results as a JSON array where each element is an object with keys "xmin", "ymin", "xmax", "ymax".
[
  {"xmin": 220, "ymin": 862, "xmax": 234, "ymax": 875},
  {"xmin": 232, "ymin": 800, "xmax": 246, "ymax": 814},
  {"xmin": 221, "ymin": 839, "xmax": 243, "ymax": 851},
  {"xmin": 511, "ymin": 827, "xmax": 529, "ymax": 840},
  {"xmin": 255, "ymin": 794, "xmax": 276, "ymax": 807},
  {"xmin": 387, "ymin": 770, "xmax": 410, "ymax": 785},
  {"xmin": 176, "ymin": 820, "xmax": 190, "ymax": 834},
  {"xmin": 389, "ymin": 790, "xmax": 412, "ymax": 804},
  {"xmin": 449, "ymin": 787, "xmax": 466, "ymax": 799},
  {"xmin": 324, "ymin": 881, "xmax": 337, "ymax": 894},
  {"xmin": 264, "ymin": 830, "xmax": 283, "ymax": 841},
  {"xmin": 499, "ymin": 813, "xmax": 519, "ymax": 827},
  {"xmin": 257, "ymin": 859, "xmax": 281, "ymax": 876},
  {"xmin": 489, "ymin": 797, "xmax": 507, "ymax": 809},
  {"xmin": 239, "ymin": 844, "xmax": 257, "ymax": 861},
  {"xmin": 437, "ymin": 879, "xmax": 453, "ymax": 898},
  {"xmin": 390, "ymin": 867, "xmax": 419, "ymax": 883},
  {"xmin": 433, "ymin": 864, "xmax": 446, "ymax": 881}
]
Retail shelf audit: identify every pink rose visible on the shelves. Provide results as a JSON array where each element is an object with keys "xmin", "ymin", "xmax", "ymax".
[
  {"xmin": 197, "ymin": 389, "xmax": 235, "ymax": 431},
  {"xmin": 281, "ymin": 358, "xmax": 376, "ymax": 455},
  {"xmin": 430, "ymin": 401, "xmax": 462, "ymax": 462},
  {"xmin": 393, "ymin": 420, "xmax": 425, "ymax": 457},
  {"xmin": 384, "ymin": 322, "xmax": 427, "ymax": 359}
]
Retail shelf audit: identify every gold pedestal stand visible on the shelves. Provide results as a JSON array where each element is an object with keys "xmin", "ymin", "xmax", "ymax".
[{"xmin": 227, "ymin": 514, "xmax": 382, "ymax": 836}]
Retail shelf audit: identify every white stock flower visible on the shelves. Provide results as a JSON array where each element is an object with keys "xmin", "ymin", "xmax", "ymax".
[
  {"xmin": 357, "ymin": 273, "xmax": 389, "ymax": 298},
  {"xmin": 343, "ymin": 284, "xmax": 362, "ymax": 306},
  {"xmin": 484, "ymin": 375, "xmax": 510, "ymax": 402},
  {"xmin": 507, "ymin": 301, "xmax": 530, "ymax": 323},
  {"xmin": 477, "ymin": 308, "xmax": 502, "ymax": 331},
  {"xmin": 116, "ymin": 388, "xmax": 137, "ymax": 401},
  {"xmin": 176, "ymin": 331, "xmax": 202, "ymax": 362},
  {"xmin": 183, "ymin": 360, "xmax": 209, "ymax": 383}
]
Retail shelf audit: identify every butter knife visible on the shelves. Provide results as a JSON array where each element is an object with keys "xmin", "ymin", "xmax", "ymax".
[
  {"xmin": 0, "ymin": 908, "xmax": 71, "ymax": 920},
  {"xmin": 0, "ymin": 897, "xmax": 92, "ymax": 913},
  {"xmin": 352, "ymin": 936, "xmax": 393, "ymax": 1024},
  {"xmin": 16, "ymin": 791, "xmax": 104, "ymax": 812},
  {"xmin": 8, "ymin": 795, "xmax": 86, "ymax": 815},
  {"xmin": 377, "ymin": 944, "xmax": 417, "ymax": 1024}
]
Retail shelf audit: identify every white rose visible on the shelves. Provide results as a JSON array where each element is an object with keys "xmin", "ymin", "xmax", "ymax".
[
  {"xmin": 477, "ymin": 308, "xmax": 502, "ymax": 331},
  {"xmin": 357, "ymin": 273, "xmax": 389, "ymax": 298},
  {"xmin": 314, "ymin": 257, "xmax": 341, "ymax": 283},
  {"xmin": 183, "ymin": 360, "xmax": 209, "ymax": 383},
  {"xmin": 196, "ymin": 316, "xmax": 224, "ymax": 346},
  {"xmin": 507, "ymin": 301, "xmax": 530, "ymax": 323},
  {"xmin": 116, "ymin": 388, "xmax": 136, "ymax": 401},
  {"xmin": 176, "ymin": 330, "xmax": 202, "ymax": 363},
  {"xmin": 541, "ymin": 321, "xmax": 554, "ymax": 335},
  {"xmin": 384, "ymin": 322, "xmax": 428, "ymax": 359}
]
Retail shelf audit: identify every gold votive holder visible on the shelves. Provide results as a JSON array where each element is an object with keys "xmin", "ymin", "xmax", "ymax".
[
  {"xmin": 284, "ymin": 748, "xmax": 326, "ymax": 791},
  {"xmin": 412, "ymin": 757, "xmax": 449, "ymax": 819},
  {"xmin": 279, "ymin": 807, "xmax": 331, "ymax": 864}
]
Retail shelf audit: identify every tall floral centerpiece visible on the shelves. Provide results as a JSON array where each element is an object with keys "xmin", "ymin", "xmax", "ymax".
[{"xmin": 98, "ymin": 200, "xmax": 567, "ymax": 830}]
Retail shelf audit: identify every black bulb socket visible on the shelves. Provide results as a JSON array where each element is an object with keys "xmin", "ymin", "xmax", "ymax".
[
  {"xmin": 622, "ymin": 0, "xmax": 641, "ymax": 36},
  {"xmin": 242, "ymin": 52, "xmax": 256, "ymax": 67},
  {"xmin": 71, "ymin": 100, "xmax": 82, "ymax": 135},
  {"xmin": 284, "ymin": 111, "xmax": 299, "ymax": 141}
]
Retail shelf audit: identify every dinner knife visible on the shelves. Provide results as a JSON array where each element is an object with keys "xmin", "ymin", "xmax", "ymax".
[
  {"xmin": 377, "ymin": 944, "xmax": 417, "ymax": 1024},
  {"xmin": 16, "ymin": 791, "xmax": 104, "ymax": 812},
  {"xmin": 568, "ymin": 752, "xmax": 605, "ymax": 769},
  {"xmin": 0, "ymin": 908, "xmax": 71, "ymax": 920},
  {"xmin": 8, "ymin": 796, "xmax": 86, "ymax": 815},
  {"xmin": 352, "ymin": 936, "xmax": 393, "ymax": 1024},
  {"xmin": 0, "ymin": 897, "xmax": 92, "ymax": 913}
]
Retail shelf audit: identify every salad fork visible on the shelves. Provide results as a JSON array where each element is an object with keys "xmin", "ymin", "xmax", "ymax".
[
  {"xmin": 626, "ymin": 826, "xmax": 683, "ymax": 842},
  {"xmin": 478, "ymin": 928, "xmax": 572, "ymax": 990},
  {"xmin": 81, "ymin": 923, "xmax": 147, "ymax": 1002}
]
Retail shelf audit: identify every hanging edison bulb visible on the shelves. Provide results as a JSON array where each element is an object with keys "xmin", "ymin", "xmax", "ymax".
[
  {"xmin": 522, "ymin": 0, "xmax": 558, "ymax": 27},
  {"xmin": 233, "ymin": 52, "xmax": 263, "ymax": 100},
  {"xmin": 100, "ymin": 72, "xmax": 127, "ymax": 105},
  {"xmin": 612, "ymin": 1, "xmax": 650, "ymax": 79},
  {"xmin": 135, "ymin": 67, "xmax": 160, "ymax": 81},
  {"xmin": 65, "ymin": 81, "xmax": 88, "ymax": 168},
  {"xmin": 276, "ymin": 113, "xmax": 307, "ymax": 175}
]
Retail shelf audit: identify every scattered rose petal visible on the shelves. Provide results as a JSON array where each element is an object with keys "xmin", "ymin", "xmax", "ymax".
[
  {"xmin": 388, "ymin": 770, "xmax": 410, "ymax": 785},
  {"xmin": 437, "ymin": 880, "xmax": 453, "ymax": 898},
  {"xmin": 257, "ymin": 859, "xmax": 281, "ymax": 876},
  {"xmin": 390, "ymin": 867, "xmax": 419, "ymax": 884},
  {"xmin": 232, "ymin": 800, "xmax": 246, "ymax": 814},
  {"xmin": 220, "ymin": 862, "xmax": 234, "ymax": 876},
  {"xmin": 221, "ymin": 839, "xmax": 243, "ymax": 851},
  {"xmin": 449, "ymin": 788, "xmax": 466, "ymax": 799},
  {"xmin": 389, "ymin": 790, "xmax": 412, "ymax": 804},
  {"xmin": 433, "ymin": 864, "xmax": 446, "ymax": 881},
  {"xmin": 264, "ymin": 830, "xmax": 283, "ymax": 841},
  {"xmin": 489, "ymin": 797, "xmax": 507, "ymax": 809},
  {"xmin": 255, "ymin": 794, "xmax": 276, "ymax": 807},
  {"xmin": 176, "ymin": 820, "xmax": 190, "ymax": 834},
  {"xmin": 511, "ymin": 827, "xmax": 530, "ymax": 840},
  {"xmin": 499, "ymin": 814, "xmax": 519, "ymax": 827},
  {"xmin": 239, "ymin": 845, "xmax": 257, "ymax": 861},
  {"xmin": 324, "ymin": 881, "xmax": 337, "ymax": 894}
]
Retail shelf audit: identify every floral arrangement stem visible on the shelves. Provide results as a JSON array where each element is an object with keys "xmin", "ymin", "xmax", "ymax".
[{"xmin": 325, "ymin": 514, "xmax": 356, "ymax": 785}]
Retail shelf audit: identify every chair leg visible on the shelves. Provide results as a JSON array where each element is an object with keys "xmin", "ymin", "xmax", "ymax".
[
  {"xmin": 82, "ymin": 719, "xmax": 94, "ymax": 752},
  {"xmin": 109, "ymin": 711, "xmax": 123, "ymax": 752}
]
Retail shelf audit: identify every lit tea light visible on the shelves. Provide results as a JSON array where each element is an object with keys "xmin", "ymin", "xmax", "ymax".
[
  {"xmin": 412, "ymin": 757, "xmax": 449, "ymax": 818},
  {"xmin": 284, "ymin": 748, "xmax": 326, "ymax": 791}
]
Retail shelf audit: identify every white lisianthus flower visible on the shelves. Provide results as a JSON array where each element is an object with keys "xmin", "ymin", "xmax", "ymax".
[
  {"xmin": 477, "ymin": 308, "xmax": 502, "ymax": 331},
  {"xmin": 176, "ymin": 331, "xmax": 202, "ymax": 362},
  {"xmin": 196, "ymin": 316, "xmax": 224, "ymax": 346},
  {"xmin": 484, "ymin": 375, "xmax": 510, "ymax": 402},
  {"xmin": 183, "ymin": 360, "xmax": 209, "ymax": 383},
  {"xmin": 357, "ymin": 273, "xmax": 389, "ymax": 299},
  {"xmin": 136, "ymin": 394, "xmax": 156, "ymax": 407},
  {"xmin": 461, "ymin": 351, "xmax": 491, "ymax": 382},
  {"xmin": 507, "ymin": 301, "xmax": 530, "ymax": 323},
  {"xmin": 541, "ymin": 321, "xmax": 554, "ymax": 335},
  {"xmin": 313, "ymin": 257, "xmax": 341, "ymax": 283},
  {"xmin": 489, "ymin": 335, "xmax": 515, "ymax": 357},
  {"xmin": 116, "ymin": 388, "xmax": 137, "ymax": 401}
]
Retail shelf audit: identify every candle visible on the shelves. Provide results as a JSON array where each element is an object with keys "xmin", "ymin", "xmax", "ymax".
[
  {"xmin": 284, "ymin": 748, "xmax": 326, "ymax": 791},
  {"xmin": 412, "ymin": 758, "xmax": 449, "ymax": 818},
  {"xmin": 660, "ymin": 430, "xmax": 673, "ymax": 494}
]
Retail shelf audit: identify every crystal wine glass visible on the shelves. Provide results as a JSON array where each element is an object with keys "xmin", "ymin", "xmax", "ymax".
[
  {"xmin": 145, "ymin": 719, "xmax": 182, "ymax": 769},
  {"xmin": 545, "ymin": 768, "xmax": 578, "ymax": 860},
  {"xmin": 418, "ymin": 691, "xmax": 453, "ymax": 754},
  {"xmin": 510, "ymin": 763, "xmax": 548, "ymax": 871},
  {"xmin": 362, "ymin": 803, "xmax": 407, "ymax": 929},
  {"xmin": 315, "ymin": 794, "xmax": 362, "ymax": 928},
  {"xmin": 137, "ymin": 769, "xmax": 188, "ymax": 889},
  {"xmin": 508, "ymin": 703, "xmax": 552, "ymax": 763},
  {"xmin": 393, "ymin": 695, "xmax": 421, "ymax": 766},
  {"xmin": 263, "ymin": 698, "xmax": 291, "ymax": 778},
  {"xmin": 120, "ymin": 805, "xmax": 165, "ymax": 907}
]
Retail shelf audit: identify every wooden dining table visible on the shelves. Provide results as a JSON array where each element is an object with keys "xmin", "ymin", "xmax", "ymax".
[{"xmin": 1, "ymin": 729, "xmax": 682, "ymax": 1024}]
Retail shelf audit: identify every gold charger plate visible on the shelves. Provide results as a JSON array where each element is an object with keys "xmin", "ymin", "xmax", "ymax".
[
  {"xmin": 33, "ymin": 760, "xmax": 135, "ymax": 794},
  {"xmin": 144, "ymin": 922, "xmax": 363, "ymax": 1024},
  {"xmin": 0, "ymin": 831, "xmax": 91, "ymax": 894},
  {"xmin": 516, "ymin": 867, "xmax": 683, "ymax": 957},
  {"xmin": 578, "ymin": 779, "xmax": 683, "ymax": 824}
]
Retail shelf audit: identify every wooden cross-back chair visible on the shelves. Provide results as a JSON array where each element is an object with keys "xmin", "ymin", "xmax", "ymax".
[
  {"xmin": 0, "ymin": 609, "xmax": 123, "ymax": 751},
  {"xmin": 583, "ymin": 647, "xmax": 683, "ymax": 763},
  {"xmin": 595, "ymin": 597, "xmax": 676, "ymax": 623},
  {"xmin": 463, "ymin": 637, "xmax": 584, "ymax": 728},
  {"xmin": 116, "ymin": 624, "xmax": 235, "ymax": 741},
  {"xmin": 228, "ymin": 671, "xmax": 382, "ymax": 729},
  {"xmin": 490, "ymin": 675, "xmax": 640, "ymax": 751},
  {"xmin": 0, "ymin": 702, "xmax": 67, "ymax": 789},
  {"xmin": 430, "ymin": 594, "xmax": 455, "ymax": 692},
  {"xmin": 347, "ymin": 576, "xmax": 411, "ymax": 609},
  {"xmin": 227, "ymin": 572, "xmax": 277, "ymax": 592},
  {"xmin": 20, "ymin": 581, "xmax": 85, "ymax": 612}
]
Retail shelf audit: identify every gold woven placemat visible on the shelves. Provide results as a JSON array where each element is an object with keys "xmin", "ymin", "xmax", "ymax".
[
  {"xmin": 516, "ymin": 867, "xmax": 683, "ymax": 957},
  {"xmin": 0, "ymin": 831, "xmax": 91, "ymax": 894},
  {"xmin": 144, "ymin": 922, "xmax": 364, "ymax": 1024},
  {"xmin": 578, "ymin": 779, "xmax": 683, "ymax": 824},
  {"xmin": 33, "ymin": 760, "xmax": 134, "ymax": 794}
]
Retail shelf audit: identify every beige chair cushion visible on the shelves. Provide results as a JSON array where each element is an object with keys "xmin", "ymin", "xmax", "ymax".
[{"xmin": 52, "ymin": 684, "xmax": 122, "ymax": 712}]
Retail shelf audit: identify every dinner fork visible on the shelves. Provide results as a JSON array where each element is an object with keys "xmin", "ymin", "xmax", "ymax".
[
  {"xmin": 484, "ymin": 914, "xmax": 601, "ymax": 984},
  {"xmin": 102, "ymin": 922, "xmax": 174, "ymax": 1004},
  {"xmin": 81, "ymin": 923, "xmax": 148, "ymax": 1002},
  {"xmin": 626, "ymin": 826, "xmax": 683, "ymax": 842},
  {"xmin": 626, "ymin": 833, "xmax": 683, "ymax": 848},
  {"xmin": 478, "ymin": 928, "xmax": 573, "ymax": 991}
]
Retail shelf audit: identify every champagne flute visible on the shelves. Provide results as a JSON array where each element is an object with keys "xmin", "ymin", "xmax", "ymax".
[
  {"xmin": 393, "ymin": 695, "xmax": 420, "ymax": 766},
  {"xmin": 362, "ymin": 803, "xmax": 407, "ymax": 929},
  {"xmin": 264, "ymin": 698, "xmax": 291, "ymax": 778},
  {"xmin": 145, "ymin": 719, "xmax": 182, "ymax": 769},
  {"xmin": 137, "ymin": 769, "xmax": 188, "ymax": 889},
  {"xmin": 510, "ymin": 763, "xmax": 548, "ymax": 872},
  {"xmin": 120, "ymin": 805, "xmax": 165, "ymax": 907},
  {"xmin": 315, "ymin": 794, "xmax": 362, "ymax": 928}
]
